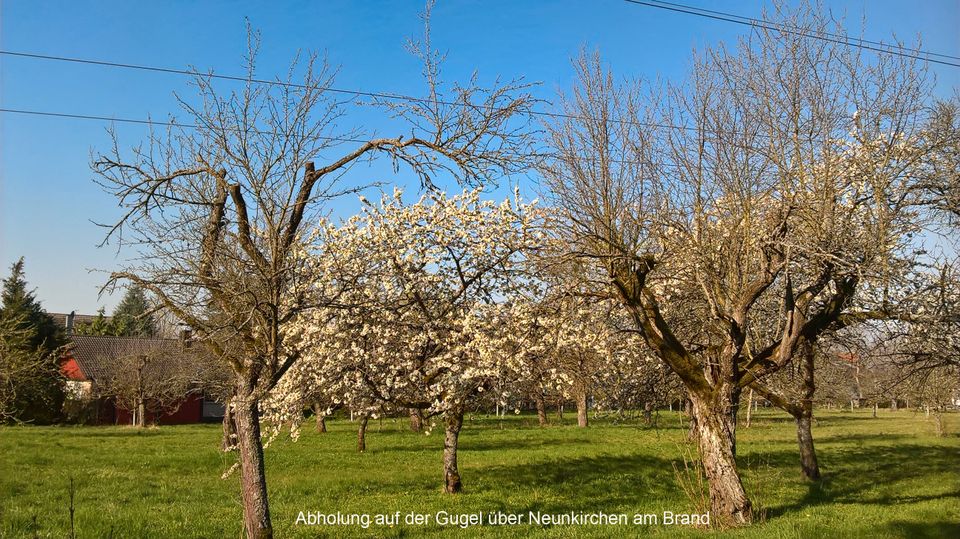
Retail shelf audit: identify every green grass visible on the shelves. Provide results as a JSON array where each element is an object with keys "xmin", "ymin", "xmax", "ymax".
[{"xmin": 1, "ymin": 409, "xmax": 958, "ymax": 538}]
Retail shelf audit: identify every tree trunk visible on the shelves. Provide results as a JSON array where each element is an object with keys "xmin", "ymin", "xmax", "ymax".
[
  {"xmin": 556, "ymin": 401, "xmax": 564, "ymax": 422},
  {"xmin": 313, "ymin": 404, "xmax": 327, "ymax": 433},
  {"xmin": 872, "ymin": 403, "xmax": 878, "ymax": 418},
  {"xmin": 934, "ymin": 410, "xmax": 945, "ymax": 437},
  {"xmin": 685, "ymin": 398, "xmax": 697, "ymax": 441},
  {"xmin": 136, "ymin": 400, "xmax": 146, "ymax": 427},
  {"xmin": 357, "ymin": 414, "xmax": 369, "ymax": 453},
  {"xmin": 796, "ymin": 340, "xmax": 821, "ymax": 480},
  {"xmin": 221, "ymin": 403, "xmax": 237, "ymax": 451},
  {"xmin": 796, "ymin": 414, "xmax": 820, "ymax": 481},
  {"xmin": 576, "ymin": 392, "xmax": 589, "ymax": 428},
  {"xmin": 689, "ymin": 393, "xmax": 753, "ymax": 526},
  {"xmin": 535, "ymin": 395, "xmax": 548, "ymax": 427},
  {"xmin": 443, "ymin": 410, "xmax": 464, "ymax": 493},
  {"xmin": 890, "ymin": 397, "xmax": 898, "ymax": 411},
  {"xmin": 409, "ymin": 408, "xmax": 424, "ymax": 433},
  {"xmin": 744, "ymin": 388, "xmax": 753, "ymax": 428},
  {"xmin": 233, "ymin": 396, "xmax": 273, "ymax": 539}
]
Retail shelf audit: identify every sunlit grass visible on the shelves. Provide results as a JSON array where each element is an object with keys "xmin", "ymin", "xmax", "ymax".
[{"xmin": 1, "ymin": 409, "xmax": 958, "ymax": 538}]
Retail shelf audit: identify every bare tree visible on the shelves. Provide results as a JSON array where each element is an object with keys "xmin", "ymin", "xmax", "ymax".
[
  {"xmin": 540, "ymin": 3, "xmax": 941, "ymax": 523},
  {"xmin": 97, "ymin": 347, "xmax": 194, "ymax": 427},
  {"xmin": 91, "ymin": 21, "xmax": 535, "ymax": 538}
]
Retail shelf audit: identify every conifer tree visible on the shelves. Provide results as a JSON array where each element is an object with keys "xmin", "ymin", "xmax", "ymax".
[{"xmin": 0, "ymin": 258, "xmax": 65, "ymax": 423}]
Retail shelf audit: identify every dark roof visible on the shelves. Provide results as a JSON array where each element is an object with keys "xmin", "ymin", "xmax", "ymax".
[
  {"xmin": 66, "ymin": 335, "xmax": 190, "ymax": 382},
  {"xmin": 48, "ymin": 312, "xmax": 111, "ymax": 329}
]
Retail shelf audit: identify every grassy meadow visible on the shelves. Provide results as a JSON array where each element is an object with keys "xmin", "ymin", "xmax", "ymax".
[{"xmin": 1, "ymin": 409, "xmax": 958, "ymax": 538}]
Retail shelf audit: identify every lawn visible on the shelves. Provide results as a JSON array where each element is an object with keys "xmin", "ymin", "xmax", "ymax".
[{"xmin": 1, "ymin": 409, "xmax": 958, "ymax": 538}]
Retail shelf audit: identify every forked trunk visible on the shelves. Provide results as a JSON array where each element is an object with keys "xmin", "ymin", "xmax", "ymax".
[
  {"xmin": 689, "ymin": 394, "xmax": 752, "ymax": 526},
  {"xmin": 535, "ymin": 395, "xmax": 548, "ymax": 427},
  {"xmin": 233, "ymin": 396, "xmax": 273, "ymax": 539},
  {"xmin": 409, "ymin": 408, "xmax": 424, "ymax": 433},
  {"xmin": 576, "ymin": 392, "xmax": 589, "ymax": 428},
  {"xmin": 443, "ymin": 410, "xmax": 464, "ymax": 493},
  {"xmin": 357, "ymin": 415, "xmax": 369, "ymax": 452}
]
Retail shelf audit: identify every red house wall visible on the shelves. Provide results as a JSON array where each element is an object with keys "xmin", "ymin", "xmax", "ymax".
[
  {"xmin": 114, "ymin": 393, "xmax": 204, "ymax": 425},
  {"xmin": 60, "ymin": 356, "xmax": 86, "ymax": 381}
]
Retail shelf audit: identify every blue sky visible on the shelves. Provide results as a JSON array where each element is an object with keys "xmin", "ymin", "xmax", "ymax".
[{"xmin": 2, "ymin": 0, "xmax": 958, "ymax": 314}]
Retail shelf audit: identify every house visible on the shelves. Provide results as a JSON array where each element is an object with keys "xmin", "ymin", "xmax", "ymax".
[
  {"xmin": 48, "ymin": 310, "xmax": 111, "ymax": 334},
  {"xmin": 61, "ymin": 333, "xmax": 225, "ymax": 425}
]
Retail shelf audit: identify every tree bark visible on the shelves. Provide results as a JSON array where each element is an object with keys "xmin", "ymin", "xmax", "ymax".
[
  {"xmin": 796, "ymin": 414, "xmax": 820, "ymax": 481},
  {"xmin": 313, "ymin": 404, "xmax": 327, "ymax": 433},
  {"xmin": 357, "ymin": 414, "xmax": 369, "ymax": 453},
  {"xmin": 576, "ymin": 392, "xmax": 589, "ymax": 428},
  {"xmin": 535, "ymin": 395, "xmax": 548, "ymax": 427},
  {"xmin": 222, "ymin": 403, "xmax": 237, "ymax": 451},
  {"xmin": 684, "ymin": 398, "xmax": 697, "ymax": 441},
  {"xmin": 233, "ymin": 396, "xmax": 273, "ymax": 539},
  {"xmin": 136, "ymin": 400, "xmax": 146, "ymax": 427},
  {"xmin": 796, "ymin": 344, "xmax": 821, "ymax": 480},
  {"xmin": 409, "ymin": 408, "xmax": 424, "ymax": 433},
  {"xmin": 443, "ymin": 410, "xmax": 464, "ymax": 494},
  {"xmin": 744, "ymin": 389, "xmax": 753, "ymax": 428},
  {"xmin": 689, "ymin": 393, "xmax": 753, "ymax": 526}
]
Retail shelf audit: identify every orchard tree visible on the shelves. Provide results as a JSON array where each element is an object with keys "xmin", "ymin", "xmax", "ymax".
[
  {"xmin": 96, "ymin": 344, "xmax": 195, "ymax": 427},
  {"xmin": 539, "ymin": 3, "xmax": 946, "ymax": 523},
  {"xmin": 267, "ymin": 188, "xmax": 541, "ymax": 493},
  {"xmin": 91, "ymin": 24, "xmax": 536, "ymax": 538}
]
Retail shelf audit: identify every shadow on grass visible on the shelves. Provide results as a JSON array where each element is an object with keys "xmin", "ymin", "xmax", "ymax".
[
  {"xmin": 759, "ymin": 443, "xmax": 960, "ymax": 520},
  {"xmin": 884, "ymin": 520, "xmax": 960, "ymax": 538},
  {"xmin": 477, "ymin": 452, "xmax": 681, "ymax": 514}
]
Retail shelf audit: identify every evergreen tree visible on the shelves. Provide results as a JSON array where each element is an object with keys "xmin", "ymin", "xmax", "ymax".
[
  {"xmin": 111, "ymin": 285, "xmax": 156, "ymax": 337},
  {"xmin": 74, "ymin": 307, "xmax": 112, "ymax": 336},
  {"xmin": 0, "ymin": 258, "xmax": 65, "ymax": 423}
]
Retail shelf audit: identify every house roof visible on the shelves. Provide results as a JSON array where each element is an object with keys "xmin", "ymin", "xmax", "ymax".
[
  {"xmin": 64, "ymin": 335, "xmax": 190, "ymax": 382},
  {"xmin": 48, "ymin": 312, "xmax": 111, "ymax": 329}
]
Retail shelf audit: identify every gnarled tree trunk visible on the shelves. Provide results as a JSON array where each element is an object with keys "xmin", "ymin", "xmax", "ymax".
[
  {"xmin": 690, "ymin": 392, "xmax": 752, "ymax": 526},
  {"xmin": 233, "ymin": 395, "xmax": 273, "ymax": 539},
  {"xmin": 313, "ymin": 403, "xmax": 327, "ymax": 433},
  {"xmin": 443, "ymin": 410, "xmax": 464, "ymax": 493},
  {"xmin": 576, "ymin": 391, "xmax": 589, "ymax": 428}
]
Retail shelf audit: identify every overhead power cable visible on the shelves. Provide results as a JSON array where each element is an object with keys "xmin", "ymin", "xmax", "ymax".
[
  {"xmin": 622, "ymin": 0, "xmax": 960, "ymax": 68},
  {"xmin": 0, "ymin": 106, "xmax": 683, "ymax": 169},
  {"xmin": 0, "ymin": 49, "xmax": 698, "ymax": 133}
]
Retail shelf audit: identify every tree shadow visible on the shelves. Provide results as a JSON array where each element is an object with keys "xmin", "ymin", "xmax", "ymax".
[
  {"xmin": 760, "ymin": 443, "xmax": 959, "ymax": 519},
  {"xmin": 476, "ymin": 452, "xmax": 682, "ymax": 514}
]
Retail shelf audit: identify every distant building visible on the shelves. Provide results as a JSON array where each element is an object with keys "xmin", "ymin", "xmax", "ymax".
[
  {"xmin": 60, "ymin": 334, "xmax": 225, "ymax": 425},
  {"xmin": 48, "ymin": 311, "xmax": 111, "ymax": 335}
]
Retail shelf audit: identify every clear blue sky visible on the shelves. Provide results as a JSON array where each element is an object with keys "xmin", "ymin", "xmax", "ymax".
[{"xmin": 2, "ymin": 1, "xmax": 958, "ymax": 314}]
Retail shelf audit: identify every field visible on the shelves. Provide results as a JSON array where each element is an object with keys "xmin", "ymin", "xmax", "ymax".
[{"xmin": 1, "ymin": 409, "xmax": 958, "ymax": 538}]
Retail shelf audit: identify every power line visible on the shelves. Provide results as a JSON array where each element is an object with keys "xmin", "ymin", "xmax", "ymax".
[
  {"xmin": 0, "ymin": 107, "xmax": 369, "ymax": 144},
  {"xmin": 623, "ymin": 0, "xmax": 960, "ymax": 68},
  {"xmin": 0, "ymin": 49, "xmax": 697, "ymax": 134},
  {"xmin": 0, "ymin": 106, "xmax": 684, "ymax": 169}
]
